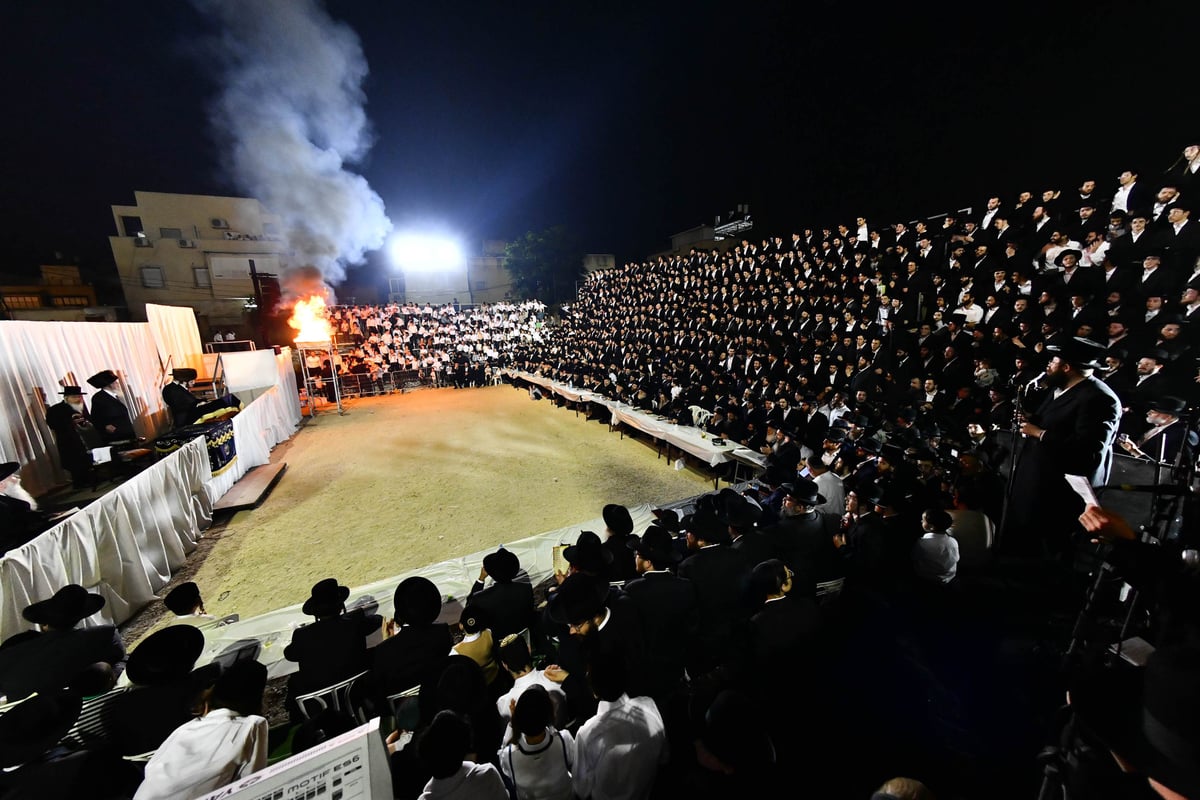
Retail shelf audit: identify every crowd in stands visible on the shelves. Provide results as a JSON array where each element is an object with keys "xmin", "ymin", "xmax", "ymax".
[
  {"xmin": 517, "ymin": 167, "xmax": 1199, "ymax": 477},
  {"xmin": 4, "ymin": 149, "xmax": 1200, "ymax": 800},
  {"xmin": 308, "ymin": 300, "xmax": 545, "ymax": 390}
]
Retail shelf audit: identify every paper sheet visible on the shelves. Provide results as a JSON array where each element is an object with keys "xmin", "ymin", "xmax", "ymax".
[{"xmin": 1065, "ymin": 474, "xmax": 1100, "ymax": 508}]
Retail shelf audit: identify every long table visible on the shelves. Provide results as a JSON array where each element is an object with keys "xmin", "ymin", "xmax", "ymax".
[
  {"xmin": 0, "ymin": 364, "xmax": 301, "ymax": 642},
  {"xmin": 506, "ymin": 370, "xmax": 749, "ymax": 473},
  {"xmin": 0, "ymin": 437, "xmax": 213, "ymax": 641}
]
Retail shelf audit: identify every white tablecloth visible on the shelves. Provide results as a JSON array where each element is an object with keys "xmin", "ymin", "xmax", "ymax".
[
  {"xmin": 205, "ymin": 382, "xmax": 300, "ymax": 502},
  {"xmin": 506, "ymin": 370, "xmax": 736, "ymax": 466},
  {"xmin": 0, "ymin": 437, "xmax": 213, "ymax": 640}
]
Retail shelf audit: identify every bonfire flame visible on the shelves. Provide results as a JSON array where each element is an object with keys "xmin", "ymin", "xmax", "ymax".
[{"xmin": 288, "ymin": 295, "xmax": 334, "ymax": 343}]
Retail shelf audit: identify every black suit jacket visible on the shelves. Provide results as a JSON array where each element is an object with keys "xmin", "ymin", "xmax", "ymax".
[
  {"xmin": 162, "ymin": 382, "xmax": 201, "ymax": 426},
  {"xmin": 622, "ymin": 571, "xmax": 697, "ymax": 695},
  {"xmin": 368, "ymin": 622, "xmax": 453, "ymax": 707},
  {"xmin": 0, "ymin": 626, "xmax": 126, "ymax": 700},
  {"xmin": 466, "ymin": 580, "xmax": 535, "ymax": 641},
  {"xmin": 284, "ymin": 610, "xmax": 380, "ymax": 694},
  {"xmin": 750, "ymin": 595, "xmax": 821, "ymax": 668},
  {"xmin": 1009, "ymin": 376, "xmax": 1122, "ymax": 539},
  {"xmin": 45, "ymin": 401, "xmax": 97, "ymax": 476},
  {"xmin": 89, "ymin": 390, "xmax": 136, "ymax": 443},
  {"xmin": 677, "ymin": 545, "xmax": 752, "ymax": 661}
]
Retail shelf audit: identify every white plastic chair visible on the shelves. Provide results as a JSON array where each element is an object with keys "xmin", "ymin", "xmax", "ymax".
[{"xmin": 294, "ymin": 670, "xmax": 369, "ymax": 723}]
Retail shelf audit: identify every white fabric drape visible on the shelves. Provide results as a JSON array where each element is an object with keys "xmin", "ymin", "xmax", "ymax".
[
  {"xmin": 145, "ymin": 304, "xmax": 205, "ymax": 375},
  {"xmin": 0, "ymin": 320, "xmax": 169, "ymax": 495},
  {"xmin": 0, "ymin": 437, "xmax": 213, "ymax": 640}
]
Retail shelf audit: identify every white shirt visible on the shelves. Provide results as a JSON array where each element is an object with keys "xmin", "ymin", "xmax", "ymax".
[
  {"xmin": 497, "ymin": 670, "xmax": 567, "ymax": 721},
  {"xmin": 498, "ymin": 729, "xmax": 576, "ymax": 800},
  {"xmin": 1111, "ymin": 182, "xmax": 1135, "ymax": 213},
  {"xmin": 134, "ymin": 709, "xmax": 268, "ymax": 800},
  {"xmin": 420, "ymin": 762, "xmax": 508, "ymax": 800},
  {"xmin": 912, "ymin": 532, "xmax": 960, "ymax": 584},
  {"xmin": 573, "ymin": 693, "xmax": 667, "ymax": 800},
  {"xmin": 957, "ymin": 304, "xmax": 984, "ymax": 324}
]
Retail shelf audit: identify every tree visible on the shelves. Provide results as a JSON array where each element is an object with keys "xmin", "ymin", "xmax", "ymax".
[{"xmin": 503, "ymin": 226, "xmax": 582, "ymax": 305}]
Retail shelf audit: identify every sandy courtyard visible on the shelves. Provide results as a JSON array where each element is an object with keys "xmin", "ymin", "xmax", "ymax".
[{"xmin": 183, "ymin": 385, "xmax": 713, "ymax": 622}]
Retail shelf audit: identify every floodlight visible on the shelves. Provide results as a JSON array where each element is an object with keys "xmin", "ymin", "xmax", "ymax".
[{"xmin": 388, "ymin": 234, "xmax": 464, "ymax": 272}]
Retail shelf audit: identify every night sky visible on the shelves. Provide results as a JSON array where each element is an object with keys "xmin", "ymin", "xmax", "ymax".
[{"xmin": 1, "ymin": 1, "xmax": 1193, "ymax": 299}]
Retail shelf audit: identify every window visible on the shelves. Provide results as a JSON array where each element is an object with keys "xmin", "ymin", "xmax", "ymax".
[
  {"xmin": 140, "ymin": 266, "xmax": 165, "ymax": 289},
  {"xmin": 193, "ymin": 267, "xmax": 212, "ymax": 289},
  {"xmin": 3, "ymin": 294, "xmax": 41, "ymax": 309},
  {"xmin": 159, "ymin": 227, "xmax": 183, "ymax": 239},
  {"xmin": 52, "ymin": 296, "xmax": 90, "ymax": 307},
  {"xmin": 120, "ymin": 215, "xmax": 143, "ymax": 237}
]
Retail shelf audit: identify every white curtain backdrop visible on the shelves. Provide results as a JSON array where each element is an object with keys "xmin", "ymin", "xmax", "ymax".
[
  {"xmin": 145, "ymin": 303, "xmax": 205, "ymax": 375},
  {"xmin": 0, "ymin": 320, "xmax": 170, "ymax": 495}
]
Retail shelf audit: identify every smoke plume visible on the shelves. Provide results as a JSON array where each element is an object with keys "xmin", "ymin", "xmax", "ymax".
[{"xmin": 195, "ymin": 0, "xmax": 392, "ymax": 294}]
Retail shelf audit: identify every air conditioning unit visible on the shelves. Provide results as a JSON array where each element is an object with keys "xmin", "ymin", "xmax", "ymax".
[
  {"xmin": 211, "ymin": 218, "xmax": 229, "ymax": 229},
  {"xmin": 178, "ymin": 239, "xmax": 196, "ymax": 248},
  {"xmin": 134, "ymin": 237, "xmax": 154, "ymax": 248}
]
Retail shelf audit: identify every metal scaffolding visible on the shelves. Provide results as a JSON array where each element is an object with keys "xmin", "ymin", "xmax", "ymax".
[{"xmin": 296, "ymin": 341, "xmax": 345, "ymax": 416}]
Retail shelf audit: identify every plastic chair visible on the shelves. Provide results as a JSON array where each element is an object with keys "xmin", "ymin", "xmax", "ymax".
[
  {"xmin": 689, "ymin": 405, "xmax": 713, "ymax": 427},
  {"xmin": 386, "ymin": 684, "xmax": 421, "ymax": 732},
  {"xmin": 294, "ymin": 670, "xmax": 369, "ymax": 723}
]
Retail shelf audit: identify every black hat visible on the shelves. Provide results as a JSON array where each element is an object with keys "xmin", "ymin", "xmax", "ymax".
[
  {"xmin": 824, "ymin": 428, "xmax": 847, "ymax": 442},
  {"xmin": 563, "ymin": 531, "xmax": 613, "ymax": 573},
  {"xmin": 722, "ymin": 492, "xmax": 763, "ymax": 528},
  {"xmin": 86, "ymin": 370, "xmax": 119, "ymax": 389},
  {"xmin": 548, "ymin": 574, "xmax": 607, "ymax": 625},
  {"xmin": 1140, "ymin": 348, "xmax": 1170, "ymax": 364},
  {"xmin": 460, "ymin": 605, "xmax": 489, "ymax": 634},
  {"xmin": 211, "ymin": 660, "xmax": 268, "ymax": 717},
  {"xmin": 59, "ymin": 385, "xmax": 83, "ymax": 395},
  {"xmin": 482, "ymin": 547, "xmax": 520, "ymax": 583},
  {"xmin": 172, "ymin": 368, "xmax": 198, "ymax": 382},
  {"xmin": 851, "ymin": 481, "xmax": 885, "ymax": 507},
  {"xmin": 0, "ymin": 688, "xmax": 82, "ymax": 768},
  {"xmin": 1071, "ymin": 645, "xmax": 1200, "ymax": 799},
  {"xmin": 602, "ymin": 504, "xmax": 634, "ymax": 537},
  {"xmin": 126, "ymin": 625, "xmax": 206, "ymax": 686},
  {"xmin": 683, "ymin": 508, "xmax": 729, "ymax": 544},
  {"xmin": 23, "ymin": 584, "xmax": 105, "ymax": 628},
  {"xmin": 1054, "ymin": 249, "xmax": 1083, "ymax": 266},
  {"xmin": 301, "ymin": 578, "xmax": 350, "ymax": 617},
  {"xmin": 1149, "ymin": 396, "xmax": 1187, "ymax": 415},
  {"xmin": 393, "ymin": 576, "xmax": 442, "ymax": 625},
  {"xmin": 651, "ymin": 508, "xmax": 681, "ymax": 533},
  {"xmin": 1046, "ymin": 337, "xmax": 1108, "ymax": 369},
  {"xmin": 880, "ymin": 443, "xmax": 907, "ymax": 465},
  {"xmin": 783, "ymin": 479, "xmax": 825, "ymax": 507},
  {"xmin": 856, "ymin": 437, "xmax": 881, "ymax": 454},
  {"xmin": 164, "ymin": 582, "xmax": 203, "ymax": 616},
  {"xmin": 0, "ymin": 462, "xmax": 18, "ymax": 482},
  {"xmin": 627, "ymin": 524, "xmax": 681, "ymax": 566}
]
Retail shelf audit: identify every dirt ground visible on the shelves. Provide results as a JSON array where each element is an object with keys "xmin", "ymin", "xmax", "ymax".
[{"xmin": 143, "ymin": 384, "xmax": 712, "ymax": 627}]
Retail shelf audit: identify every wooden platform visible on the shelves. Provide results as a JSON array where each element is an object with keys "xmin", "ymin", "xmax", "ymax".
[{"xmin": 214, "ymin": 462, "xmax": 288, "ymax": 512}]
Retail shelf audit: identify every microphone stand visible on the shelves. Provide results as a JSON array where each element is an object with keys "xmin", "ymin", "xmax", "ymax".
[{"xmin": 999, "ymin": 374, "xmax": 1038, "ymax": 543}]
